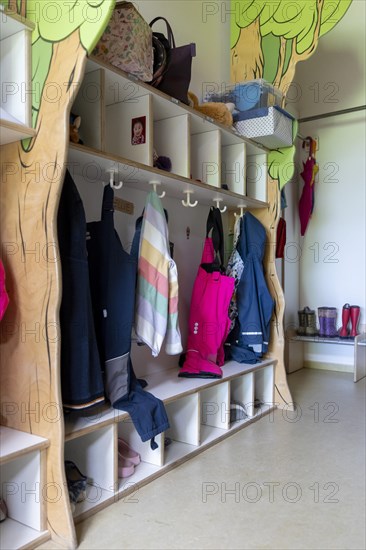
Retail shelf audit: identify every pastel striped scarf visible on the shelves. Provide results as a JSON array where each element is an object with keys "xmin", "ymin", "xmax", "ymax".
[{"xmin": 135, "ymin": 191, "xmax": 183, "ymax": 357}]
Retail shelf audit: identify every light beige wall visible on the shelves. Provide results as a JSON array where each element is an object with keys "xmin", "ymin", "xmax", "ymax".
[
  {"xmin": 136, "ymin": 0, "xmax": 231, "ymax": 100},
  {"xmin": 292, "ymin": 0, "xmax": 366, "ymax": 366}
]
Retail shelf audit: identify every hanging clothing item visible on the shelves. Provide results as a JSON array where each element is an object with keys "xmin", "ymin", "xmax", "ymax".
[
  {"xmin": 226, "ymin": 215, "xmax": 244, "ymax": 333},
  {"xmin": 276, "ymin": 217, "xmax": 286, "ymax": 258},
  {"xmin": 179, "ymin": 208, "xmax": 235, "ymax": 379},
  {"xmin": 225, "ymin": 212, "xmax": 274, "ymax": 364},
  {"xmin": 0, "ymin": 259, "xmax": 9, "ymax": 321},
  {"xmin": 57, "ymin": 170, "xmax": 105, "ymax": 410},
  {"xmin": 87, "ymin": 185, "xmax": 169, "ymax": 445},
  {"xmin": 298, "ymin": 138, "xmax": 318, "ymax": 236},
  {"xmin": 135, "ymin": 191, "xmax": 182, "ymax": 357}
]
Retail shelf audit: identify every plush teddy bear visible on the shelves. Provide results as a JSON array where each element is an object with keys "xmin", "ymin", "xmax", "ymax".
[
  {"xmin": 69, "ymin": 113, "xmax": 83, "ymax": 144},
  {"xmin": 188, "ymin": 91, "xmax": 234, "ymax": 127}
]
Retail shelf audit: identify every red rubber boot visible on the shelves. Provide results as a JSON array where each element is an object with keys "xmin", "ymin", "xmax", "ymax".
[
  {"xmin": 350, "ymin": 305, "xmax": 360, "ymax": 338},
  {"xmin": 339, "ymin": 303, "xmax": 351, "ymax": 338}
]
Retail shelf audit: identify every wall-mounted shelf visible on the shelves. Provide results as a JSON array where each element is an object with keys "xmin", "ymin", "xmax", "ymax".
[
  {"xmin": 70, "ymin": 56, "xmax": 271, "ymax": 206},
  {"xmin": 68, "ymin": 142, "xmax": 269, "ymax": 210}
]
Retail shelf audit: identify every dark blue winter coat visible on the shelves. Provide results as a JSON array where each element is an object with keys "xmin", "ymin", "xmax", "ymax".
[{"xmin": 226, "ymin": 212, "xmax": 274, "ymax": 364}]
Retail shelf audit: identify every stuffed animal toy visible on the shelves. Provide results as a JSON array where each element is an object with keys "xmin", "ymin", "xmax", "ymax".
[
  {"xmin": 188, "ymin": 92, "xmax": 234, "ymax": 127},
  {"xmin": 70, "ymin": 113, "xmax": 83, "ymax": 144},
  {"xmin": 153, "ymin": 149, "xmax": 172, "ymax": 172}
]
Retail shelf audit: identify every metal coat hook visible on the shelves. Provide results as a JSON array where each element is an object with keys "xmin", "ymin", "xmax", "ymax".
[
  {"xmin": 107, "ymin": 168, "xmax": 123, "ymax": 190},
  {"xmin": 212, "ymin": 198, "xmax": 227, "ymax": 213},
  {"xmin": 182, "ymin": 190, "xmax": 198, "ymax": 208},
  {"xmin": 234, "ymin": 203, "xmax": 247, "ymax": 218},
  {"xmin": 149, "ymin": 180, "xmax": 166, "ymax": 198}
]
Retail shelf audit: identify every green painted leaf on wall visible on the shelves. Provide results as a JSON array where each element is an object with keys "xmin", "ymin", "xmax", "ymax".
[
  {"xmin": 262, "ymin": 33, "xmax": 280, "ymax": 83},
  {"xmin": 31, "ymin": 37, "xmax": 53, "ymax": 123},
  {"xmin": 320, "ymin": 0, "xmax": 352, "ymax": 37},
  {"xmin": 232, "ymin": 0, "xmax": 352, "ymax": 54},
  {"xmin": 28, "ymin": 0, "xmax": 114, "ymax": 53}
]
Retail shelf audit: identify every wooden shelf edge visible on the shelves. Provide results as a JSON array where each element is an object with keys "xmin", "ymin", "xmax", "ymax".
[
  {"xmin": 68, "ymin": 142, "xmax": 269, "ymax": 209},
  {"xmin": 0, "ymin": 7, "xmax": 35, "ymax": 31},
  {"xmin": 0, "ymin": 119, "xmax": 36, "ymax": 145},
  {"xmin": 289, "ymin": 334, "xmax": 359, "ymax": 346},
  {"xmin": 0, "ymin": 426, "xmax": 49, "ymax": 465}
]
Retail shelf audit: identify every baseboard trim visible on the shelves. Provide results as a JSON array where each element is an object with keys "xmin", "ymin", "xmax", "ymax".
[{"xmin": 303, "ymin": 360, "xmax": 353, "ymax": 374}]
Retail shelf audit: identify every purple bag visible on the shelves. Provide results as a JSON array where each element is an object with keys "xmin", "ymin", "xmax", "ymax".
[{"xmin": 149, "ymin": 17, "xmax": 196, "ymax": 105}]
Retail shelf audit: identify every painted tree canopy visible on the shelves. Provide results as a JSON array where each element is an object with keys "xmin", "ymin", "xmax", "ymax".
[
  {"xmin": 231, "ymin": 0, "xmax": 352, "ymax": 88},
  {"xmin": 230, "ymin": 0, "xmax": 352, "ymax": 189}
]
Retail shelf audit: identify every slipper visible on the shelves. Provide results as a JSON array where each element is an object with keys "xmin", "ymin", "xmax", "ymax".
[
  {"xmin": 65, "ymin": 461, "xmax": 88, "ymax": 504},
  {"xmin": 118, "ymin": 438, "xmax": 140, "ymax": 466},
  {"xmin": 118, "ymin": 454, "xmax": 135, "ymax": 478},
  {"xmin": 230, "ymin": 401, "xmax": 247, "ymax": 423},
  {"xmin": 0, "ymin": 498, "xmax": 7, "ymax": 522}
]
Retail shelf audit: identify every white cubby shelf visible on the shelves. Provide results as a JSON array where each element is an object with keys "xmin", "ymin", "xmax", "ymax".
[
  {"xmin": 0, "ymin": 8, "xmax": 35, "ymax": 145},
  {"xmin": 0, "ymin": 426, "xmax": 50, "ymax": 550},
  {"xmin": 63, "ymin": 359, "xmax": 276, "ymax": 523},
  {"xmin": 68, "ymin": 56, "xmax": 270, "ymax": 209}
]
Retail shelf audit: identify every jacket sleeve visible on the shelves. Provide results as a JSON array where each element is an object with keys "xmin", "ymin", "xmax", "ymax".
[{"xmin": 165, "ymin": 259, "xmax": 183, "ymax": 355}]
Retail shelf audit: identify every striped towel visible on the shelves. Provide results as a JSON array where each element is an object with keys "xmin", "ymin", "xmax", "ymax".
[{"xmin": 135, "ymin": 191, "xmax": 183, "ymax": 357}]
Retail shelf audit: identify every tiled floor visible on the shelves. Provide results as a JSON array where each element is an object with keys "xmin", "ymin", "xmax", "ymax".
[{"xmin": 38, "ymin": 368, "xmax": 366, "ymax": 549}]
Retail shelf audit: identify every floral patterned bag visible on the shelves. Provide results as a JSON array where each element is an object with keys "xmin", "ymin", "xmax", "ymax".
[{"xmin": 93, "ymin": 2, "xmax": 153, "ymax": 82}]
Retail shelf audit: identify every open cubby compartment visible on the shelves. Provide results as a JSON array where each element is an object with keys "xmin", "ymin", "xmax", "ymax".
[
  {"xmin": 64, "ymin": 424, "xmax": 116, "ymax": 518},
  {"xmin": 0, "ymin": 11, "xmax": 32, "ymax": 127},
  {"xmin": 115, "ymin": 415, "xmax": 163, "ymax": 498},
  {"xmin": 221, "ymin": 140, "xmax": 246, "ymax": 196},
  {"xmin": 230, "ymin": 372, "xmax": 255, "ymax": 423},
  {"xmin": 253, "ymin": 364, "xmax": 275, "ymax": 417},
  {"xmin": 71, "ymin": 66, "xmax": 105, "ymax": 150},
  {"xmin": 0, "ymin": 450, "xmax": 47, "ymax": 549},
  {"xmin": 200, "ymin": 382, "xmax": 230, "ymax": 445},
  {"xmin": 191, "ymin": 129, "xmax": 221, "ymax": 187},
  {"xmin": 152, "ymin": 95, "xmax": 190, "ymax": 178},
  {"xmin": 245, "ymin": 143, "xmax": 268, "ymax": 203},
  {"xmin": 117, "ymin": 413, "xmax": 164, "ymax": 468},
  {"xmin": 105, "ymin": 93, "xmax": 153, "ymax": 165},
  {"xmin": 164, "ymin": 393, "xmax": 200, "ymax": 465}
]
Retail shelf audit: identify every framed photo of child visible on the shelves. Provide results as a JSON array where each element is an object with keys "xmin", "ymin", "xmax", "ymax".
[{"xmin": 131, "ymin": 116, "xmax": 146, "ymax": 145}]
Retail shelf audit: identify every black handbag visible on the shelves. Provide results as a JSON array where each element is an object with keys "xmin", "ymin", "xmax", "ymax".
[{"xmin": 149, "ymin": 17, "xmax": 196, "ymax": 105}]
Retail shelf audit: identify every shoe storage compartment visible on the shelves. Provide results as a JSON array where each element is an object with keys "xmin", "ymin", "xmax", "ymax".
[
  {"xmin": 0, "ymin": 427, "xmax": 49, "ymax": 549},
  {"xmin": 253, "ymin": 364, "xmax": 275, "ymax": 416},
  {"xmin": 116, "ymin": 416, "xmax": 164, "ymax": 495},
  {"xmin": 200, "ymin": 381, "xmax": 230, "ymax": 445},
  {"xmin": 164, "ymin": 393, "xmax": 200, "ymax": 464},
  {"xmin": 64, "ymin": 424, "xmax": 116, "ymax": 519},
  {"xmin": 230, "ymin": 372, "xmax": 255, "ymax": 423}
]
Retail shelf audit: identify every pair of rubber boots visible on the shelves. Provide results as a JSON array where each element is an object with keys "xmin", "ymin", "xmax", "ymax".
[{"xmin": 339, "ymin": 304, "xmax": 360, "ymax": 338}]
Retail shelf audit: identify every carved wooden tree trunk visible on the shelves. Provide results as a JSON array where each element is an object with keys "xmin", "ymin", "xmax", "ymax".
[
  {"xmin": 0, "ymin": 30, "xmax": 86, "ymax": 549},
  {"xmin": 231, "ymin": 19, "xmax": 264, "ymax": 82},
  {"xmin": 251, "ymin": 178, "xmax": 293, "ymax": 410}
]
